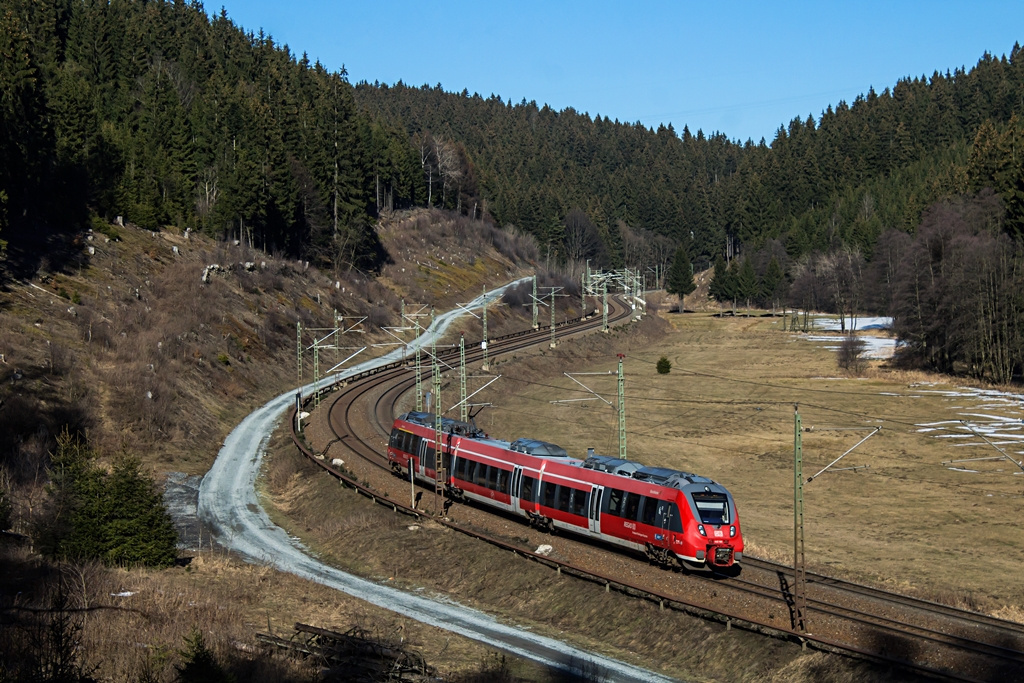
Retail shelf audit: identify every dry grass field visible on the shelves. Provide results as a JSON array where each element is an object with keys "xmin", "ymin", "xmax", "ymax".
[
  {"xmin": 464, "ymin": 310, "xmax": 1024, "ymax": 619},
  {"xmin": 262, "ymin": 423, "xmax": 914, "ymax": 683}
]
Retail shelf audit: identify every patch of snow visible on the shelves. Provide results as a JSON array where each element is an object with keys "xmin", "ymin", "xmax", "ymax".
[
  {"xmin": 804, "ymin": 334, "xmax": 900, "ymax": 359},
  {"xmin": 812, "ymin": 315, "xmax": 893, "ymax": 332}
]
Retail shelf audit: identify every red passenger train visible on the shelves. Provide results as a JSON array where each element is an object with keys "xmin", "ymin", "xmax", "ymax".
[{"xmin": 387, "ymin": 411, "xmax": 743, "ymax": 572}]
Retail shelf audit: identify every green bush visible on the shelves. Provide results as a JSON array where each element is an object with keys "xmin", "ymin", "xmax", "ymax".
[
  {"xmin": 90, "ymin": 213, "xmax": 120, "ymax": 241},
  {"xmin": 35, "ymin": 430, "xmax": 178, "ymax": 568},
  {"xmin": 656, "ymin": 357, "xmax": 672, "ymax": 374}
]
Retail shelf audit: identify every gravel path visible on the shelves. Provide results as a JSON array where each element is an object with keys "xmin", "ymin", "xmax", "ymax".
[{"xmin": 197, "ymin": 279, "xmax": 680, "ymax": 683}]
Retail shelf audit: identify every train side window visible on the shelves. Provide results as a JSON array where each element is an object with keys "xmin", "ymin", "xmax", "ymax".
[
  {"xmin": 423, "ymin": 446, "xmax": 435, "ymax": 471},
  {"xmin": 487, "ymin": 466, "xmax": 500, "ymax": 490},
  {"xmin": 454, "ymin": 457, "xmax": 466, "ymax": 479},
  {"xmin": 440, "ymin": 450, "xmax": 452, "ymax": 473},
  {"xmin": 556, "ymin": 486, "xmax": 572, "ymax": 512},
  {"xmin": 466, "ymin": 461, "xmax": 478, "ymax": 484},
  {"xmin": 497, "ymin": 469, "xmax": 510, "ymax": 494},
  {"xmin": 541, "ymin": 482, "xmax": 557, "ymax": 508},
  {"xmin": 640, "ymin": 497, "xmax": 658, "ymax": 526},
  {"xmin": 623, "ymin": 492, "xmax": 641, "ymax": 521},
  {"xmin": 570, "ymin": 489, "xmax": 588, "ymax": 516},
  {"xmin": 606, "ymin": 488, "xmax": 623, "ymax": 516},
  {"xmin": 476, "ymin": 465, "xmax": 489, "ymax": 487},
  {"xmin": 521, "ymin": 476, "xmax": 536, "ymax": 502}
]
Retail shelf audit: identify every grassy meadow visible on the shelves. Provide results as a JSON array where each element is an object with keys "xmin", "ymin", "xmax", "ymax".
[{"xmin": 474, "ymin": 310, "xmax": 1024, "ymax": 619}]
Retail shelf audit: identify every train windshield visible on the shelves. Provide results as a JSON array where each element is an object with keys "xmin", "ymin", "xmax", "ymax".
[{"xmin": 691, "ymin": 492, "xmax": 730, "ymax": 525}]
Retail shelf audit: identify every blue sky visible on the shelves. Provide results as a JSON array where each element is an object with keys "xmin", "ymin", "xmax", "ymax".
[{"xmin": 212, "ymin": 1, "xmax": 1024, "ymax": 144}]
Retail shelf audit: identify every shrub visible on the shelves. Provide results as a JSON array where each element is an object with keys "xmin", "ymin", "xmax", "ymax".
[
  {"xmin": 90, "ymin": 213, "xmax": 120, "ymax": 241},
  {"xmin": 656, "ymin": 357, "xmax": 672, "ymax": 374},
  {"xmin": 837, "ymin": 335, "xmax": 867, "ymax": 375},
  {"xmin": 176, "ymin": 627, "xmax": 234, "ymax": 683},
  {"xmin": 1, "ymin": 576, "xmax": 97, "ymax": 683}
]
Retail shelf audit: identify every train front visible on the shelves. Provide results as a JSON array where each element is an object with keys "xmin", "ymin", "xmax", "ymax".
[{"xmin": 682, "ymin": 482, "xmax": 743, "ymax": 571}]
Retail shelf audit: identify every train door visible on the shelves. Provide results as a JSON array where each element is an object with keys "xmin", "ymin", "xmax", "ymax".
[
  {"xmin": 417, "ymin": 438, "xmax": 428, "ymax": 478},
  {"xmin": 510, "ymin": 466, "xmax": 523, "ymax": 509},
  {"xmin": 588, "ymin": 485, "xmax": 603, "ymax": 533}
]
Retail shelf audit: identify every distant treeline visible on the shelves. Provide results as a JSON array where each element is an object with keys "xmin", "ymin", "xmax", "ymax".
[
  {"xmin": 354, "ymin": 51, "xmax": 1024, "ymax": 267},
  {"xmin": 4, "ymin": 1, "xmax": 1024, "ymax": 380}
]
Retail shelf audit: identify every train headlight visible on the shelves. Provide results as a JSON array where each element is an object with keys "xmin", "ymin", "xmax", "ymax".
[
  {"xmin": 697, "ymin": 524, "xmax": 706, "ymax": 537},
  {"xmin": 730, "ymin": 525, "xmax": 736, "ymax": 538}
]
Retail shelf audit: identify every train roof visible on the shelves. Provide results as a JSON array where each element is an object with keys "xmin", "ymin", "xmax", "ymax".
[
  {"xmin": 583, "ymin": 456, "xmax": 724, "ymax": 494},
  {"xmin": 582, "ymin": 455, "xmax": 645, "ymax": 475},
  {"xmin": 398, "ymin": 412, "xmax": 485, "ymax": 438},
  {"xmin": 509, "ymin": 438, "xmax": 569, "ymax": 458}
]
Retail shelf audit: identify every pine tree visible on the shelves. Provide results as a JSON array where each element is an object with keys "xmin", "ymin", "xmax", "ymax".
[
  {"xmin": 734, "ymin": 256, "xmax": 758, "ymax": 308},
  {"xmin": 665, "ymin": 245, "xmax": 696, "ymax": 297},
  {"xmin": 103, "ymin": 455, "xmax": 178, "ymax": 567},
  {"xmin": 761, "ymin": 255, "xmax": 785, "ymax": 308},
  {"xmin": 176, "ymin": 628, "xmax": 234, "ymax": 683},
  {"xmin": 708, "ymin": 255, "xmax": 733, "ymax": 304}
]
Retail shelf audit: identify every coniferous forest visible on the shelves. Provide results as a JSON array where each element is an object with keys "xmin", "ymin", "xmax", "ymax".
[{"xmin": 3, "ymin": 0, "xmax": 1024, "ymax": 382}]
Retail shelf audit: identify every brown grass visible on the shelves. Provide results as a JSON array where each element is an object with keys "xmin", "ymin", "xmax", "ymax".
[
  {"xmin": 468, "ymin": 310, "xmax": 1024, "ymax": 620},
  {"xmin": 261, "ymin": 409, "xmax": 927, "ymax": 682},
  {"xmin": 0, "ymin": 208, "xmax": 552, "ymax": 680}
]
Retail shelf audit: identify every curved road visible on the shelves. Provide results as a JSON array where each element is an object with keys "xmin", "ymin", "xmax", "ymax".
[{"xmin": 198, "ymin": 280, "xmax": 679, "ymax": 683}]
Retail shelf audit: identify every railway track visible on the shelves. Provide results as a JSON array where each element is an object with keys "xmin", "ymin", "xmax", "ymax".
[{"xmin": 291, "ymin": 297, "xmax": 1024, "ymax": 682}]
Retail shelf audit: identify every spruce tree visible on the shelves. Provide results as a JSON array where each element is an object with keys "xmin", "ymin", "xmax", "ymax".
[
  {"xmin": 708, "ymin": 255, "xmax": 733, "ymax": 304},
  {"xmin": 734, "ymin": 256, "xmax": 758, "ymax": 308},
  {"xmin": 35, "ymin": 431, "xmax": 178, "ymax": 568},
  {"xmin": 761, "ymin": 255, "xmax": 785, "ymax": 308},
  {"xmin": 665, "ymin": 245, "xmax": 696, "ymax": 297},
  {"xmin": 176, "ymin": 627, "xmax": 234, "ymax": 683}
]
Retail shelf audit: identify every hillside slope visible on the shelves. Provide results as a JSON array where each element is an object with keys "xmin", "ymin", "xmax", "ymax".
[{"xmin": 0, "ymin": 209, "xmax": 543, "ymax": 522}]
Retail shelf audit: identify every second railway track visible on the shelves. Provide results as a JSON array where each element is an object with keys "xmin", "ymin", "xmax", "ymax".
[{"xmin": 290, "ymin": 295, "xmax": 1024, "ymax": 682}]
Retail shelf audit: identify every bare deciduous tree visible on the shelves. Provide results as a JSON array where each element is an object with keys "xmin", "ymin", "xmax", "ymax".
[
  {"xmin": 563, "ymin": 209, "xmax": 602, "ymax": 263},
  {"xmin": 819, "ymin": 246, "xmax": 864, "ymax": 332}
]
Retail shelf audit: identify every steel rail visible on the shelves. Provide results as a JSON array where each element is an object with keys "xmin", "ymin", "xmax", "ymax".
[{"xmin": 290, "ymin": 301, "xmax": 1019, "ymax": 682}]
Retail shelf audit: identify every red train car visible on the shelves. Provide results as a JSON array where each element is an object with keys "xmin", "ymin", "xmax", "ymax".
[{"xmin": 387, "ymin": 412, "xmax": 743, "ymax": 572}]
